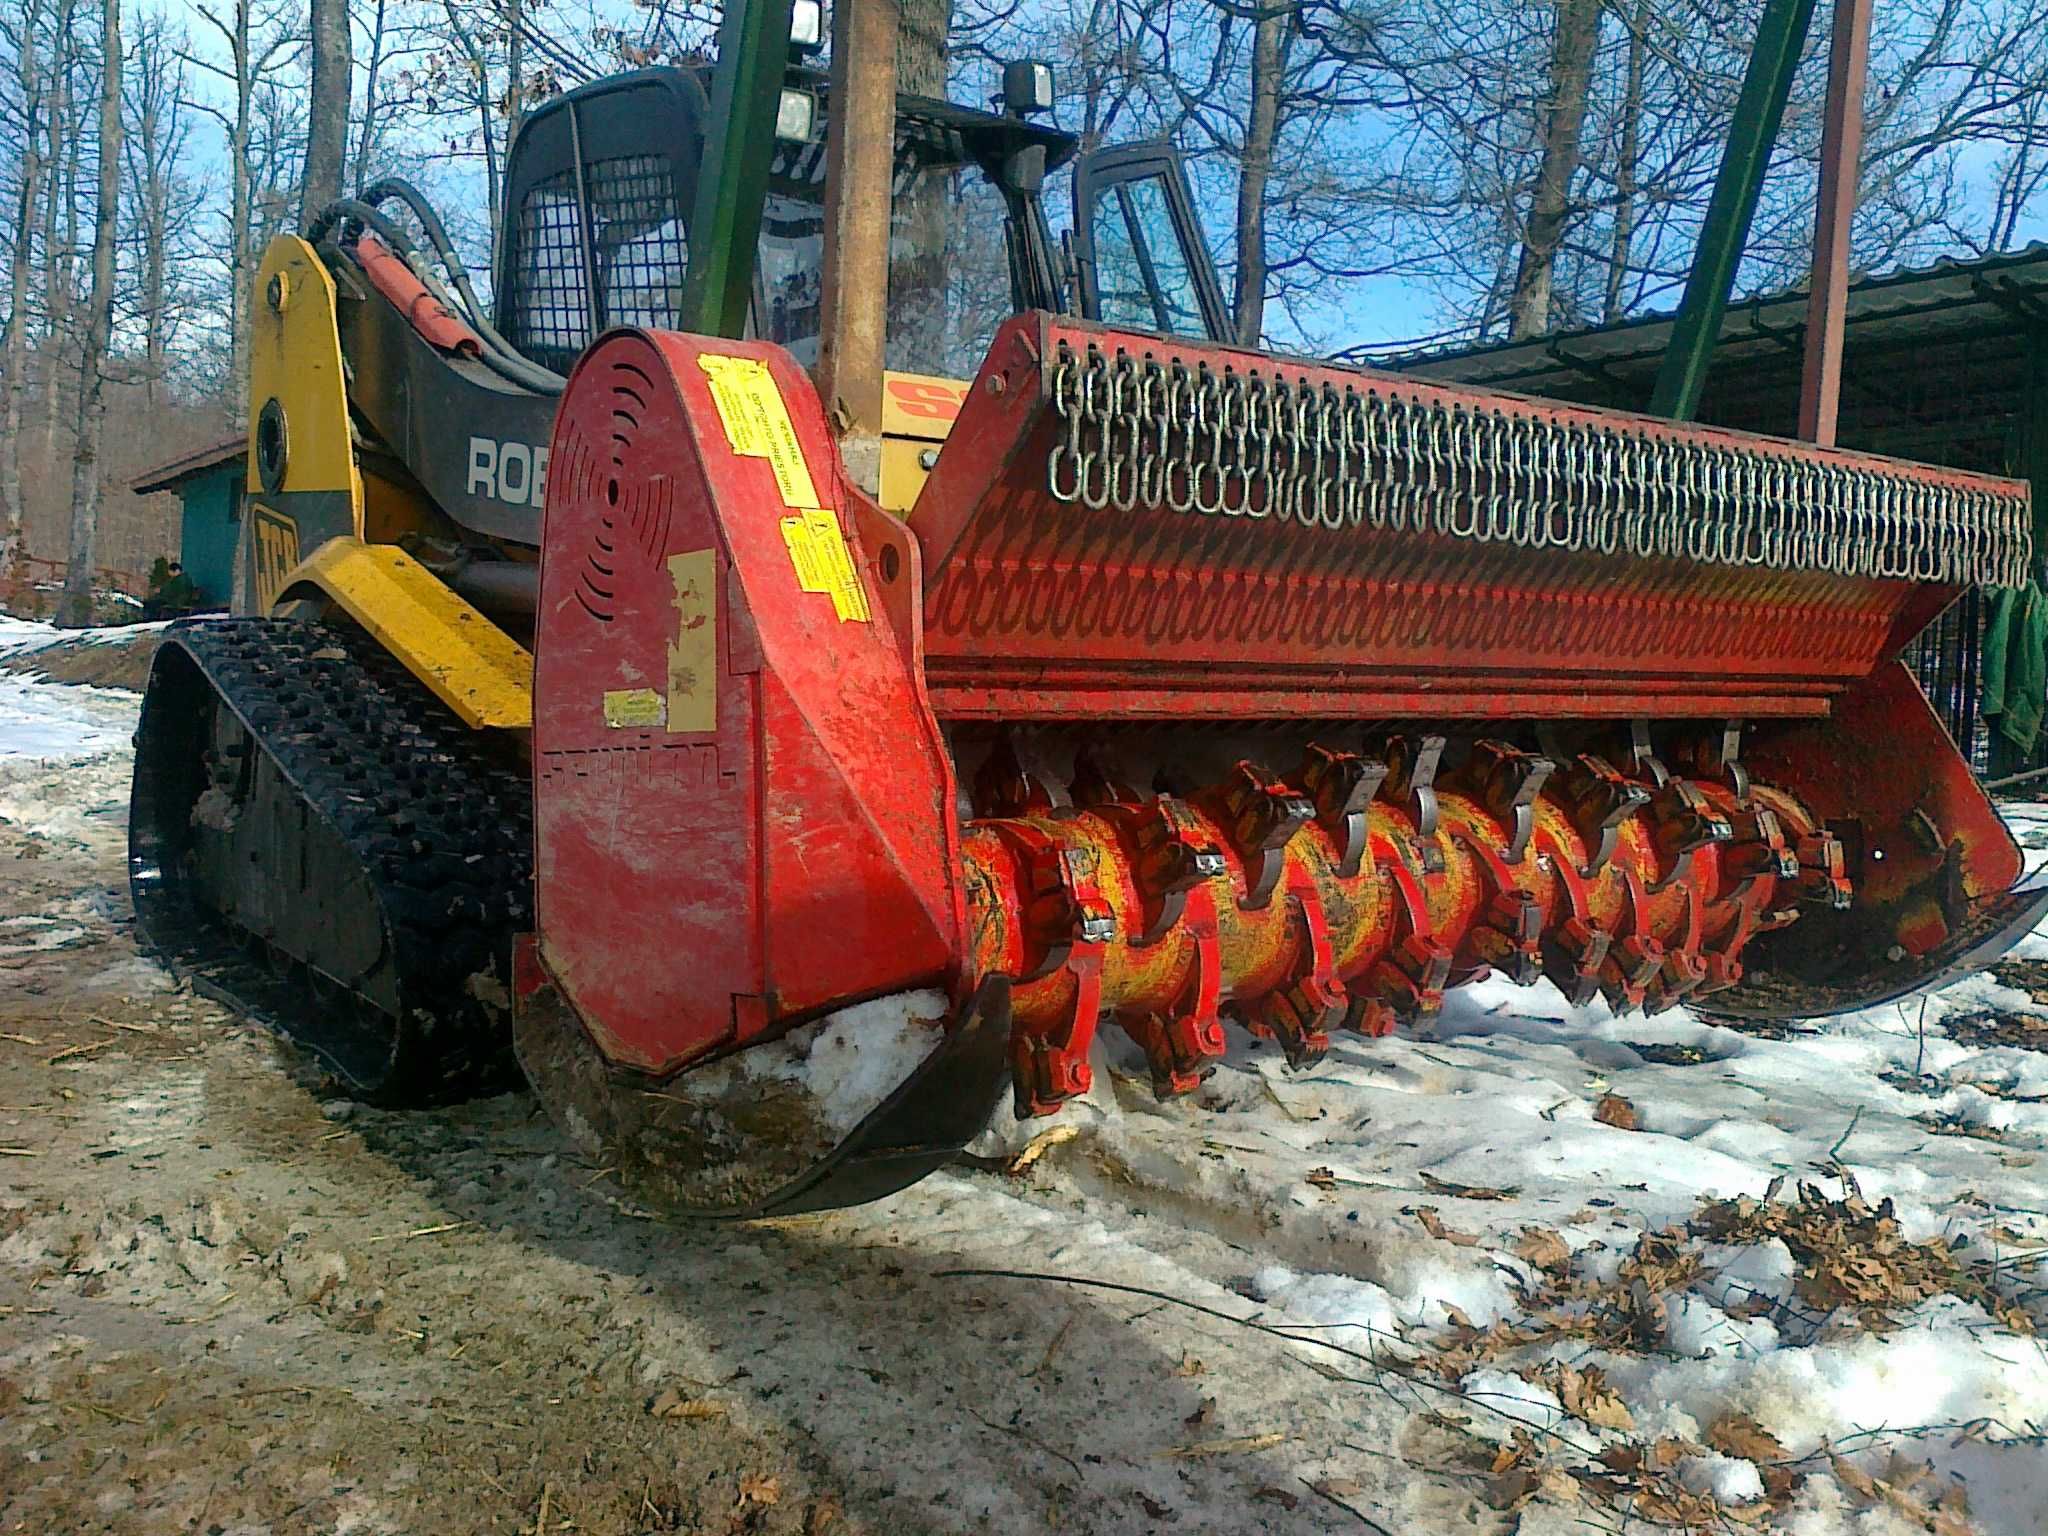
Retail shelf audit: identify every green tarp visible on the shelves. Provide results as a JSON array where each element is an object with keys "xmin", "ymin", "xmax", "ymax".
[{"xmin": 1982, "ymin": 580, "xmax": 2048, "ymax": 755}]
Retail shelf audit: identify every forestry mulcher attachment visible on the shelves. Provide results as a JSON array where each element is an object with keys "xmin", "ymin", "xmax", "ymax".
[
  {"xmin": 521, "ymin": 316, "xmax": 2038, "ymax": 1213},
  {"xmin": 129, "ymin": 0, "xmax": 2046, "ymax": 1217}
]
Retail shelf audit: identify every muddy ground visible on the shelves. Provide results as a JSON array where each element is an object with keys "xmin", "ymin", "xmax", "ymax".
[
  {"xmin": 0, "ymin": 713, "xmax": 1396, "ymax": 1536},
  {"xmin": 0, "ymin": 629, "xmax": 161, "ymax": 690},
  {"xmin": 17, "ymin": 636, "xmax": 2048, "ymax": 1536}
]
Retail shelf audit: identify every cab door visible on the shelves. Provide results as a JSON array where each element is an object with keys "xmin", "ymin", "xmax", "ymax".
[{"xmin": 1072, "ymin": 143, "xmax": 1231, "ymax": 343}]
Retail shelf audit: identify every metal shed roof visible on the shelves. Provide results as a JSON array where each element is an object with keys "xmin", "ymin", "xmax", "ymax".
[
  {"xmin": 132, "ymin": 434, "xmax": 246, "ymax": 496},
  {"xmin": 1394, "ymin": 245, "xmax": 2048, "ymax": 476}
]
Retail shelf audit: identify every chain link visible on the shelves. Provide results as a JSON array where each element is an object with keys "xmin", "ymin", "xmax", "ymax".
[{"xmin": 1043, "ymin": 343, "xmax": 2032, "ymax": 589}]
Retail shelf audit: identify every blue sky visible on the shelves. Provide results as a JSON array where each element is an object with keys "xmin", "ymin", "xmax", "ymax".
[{"xmin": 152, "ymin": 0, "xmax": 2048, "ymax": 362}]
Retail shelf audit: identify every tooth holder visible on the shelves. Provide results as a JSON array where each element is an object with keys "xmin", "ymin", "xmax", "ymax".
[{"xmin": 528, "ymin": 319, "xmax": 2043, "ymax": 1132}]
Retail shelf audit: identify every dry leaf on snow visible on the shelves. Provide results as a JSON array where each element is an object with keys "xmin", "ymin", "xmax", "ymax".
[
  {"xmin": 1006, "ymin": 1123, "xmax": 1077, "ymax": 1176},
  {"xmin": 1412, "ymin": 1205, "xmax": 1480, "ymax": 1246},
  {"xmin": 1707, "ymin": 1412, "xmax": 1788, "ymax": 1464},
  {"xmin": 1484, "ymin": 1468, "xmax": 1540, "ymax": 1511},
  {"xmin": 1160, "ymin": 1431, "xmax": 1287, "ymax": 1459},
  {"xmin": 1593, "ymin": 1093, "xmax": 1639, "ymax": 1130},
  {"xmin": 1514, "ymin": 1226, "xmax": 1572, "ymax": 1273},
  {"xmin": 1553, "ymin": 1364, "xmax": 1634, "ymax": 1432},
  {"xmin": 1421, "ymin": 1171, "xmax": 1519, "ymax": 1200}
]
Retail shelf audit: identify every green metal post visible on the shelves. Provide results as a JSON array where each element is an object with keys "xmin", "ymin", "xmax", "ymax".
[
  {"xmin": 682, "ymin": 0, "xmax": 796, "ymax": 338},
  {"xmin": 1648, "ymin": 0, "xmax": 1819, "ymax": 420}
]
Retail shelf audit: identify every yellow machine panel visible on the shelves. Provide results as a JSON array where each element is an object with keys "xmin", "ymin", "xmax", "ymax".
[
  {"xmin": 241, "ymin": 236, "xmax": 364, "ymax": 615},
  {"xmin": 276, "ymin": 539, "xmax": 534, "ymax": 730},
  {"xmin": 877, "ymin": 371, "xmax": 968, "ymax": 513}
]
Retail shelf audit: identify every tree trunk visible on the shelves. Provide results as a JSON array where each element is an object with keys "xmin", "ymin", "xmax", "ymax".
[
  {"xmin": 299, "ymin": 0, "xmax": 351, "ymax": 226},
  {"xmin": 123, "ymin": 19, "xmax": 171, "ymax": 405},
  {"xmin": 437, "ymin": 4, "xmax": 501, "ymax": 258},
  {"xmin": 58, "ymin": 0, "xmax": 120, "ymax": 629},
  {"xmin": 504, "ymin": 0, "xmax": 523, "ymax": 141},
  {"xmin": 142, "ymin": 162, "xmax": 168, "ymax": 401},
  {"xmin": 229, "ymin": 0, "xmax": 252, "ymax": 415},
  {"xmin": 37, "ymin": 0, "xmax": 74, "ymax": 465},
  {"xmin": 1509, "ymin": 0, "xmax": 1603, "ymax": 340},
  {"xmin": 478, "ymin": 86, "xmax": 500, "ymax": 272},
  {"xmin": 1, "ymin": 0, "xmax": 48, "ymax": 572},
  {"xmin": 889, "ymin": 0, "xmax": 952, "ymax": 355},
  {"xmin": 352, "ymin": 0, "xmax": 390, "ymax": 189},
  {"xmin": 1604, "ymin": 0, "xmax": 1650, "ymax": 324},
  {"xmin": 895, "ymin": 0, "xmax": 950, "ymax": 95},
  {"xmin": 1233, "ymin": 5, "xmax": 1295, "ymax": 346}
]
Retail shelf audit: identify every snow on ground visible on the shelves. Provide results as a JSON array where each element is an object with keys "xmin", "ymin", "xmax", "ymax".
[
  {"xmin": 950, "ymin": 948, "xmax": 2048, "ymax": 1530},
  {"xmin": 5, "ymin": 660, "xmax": 2048, "ymax": 1532},
  {"xmin": 0, "ymin": 616, "xmax": 151, "ymax": 769},
  {"xmin": 0, "ymin": 673, "xmax": 137, "ymax": 764},
  {"xmin": 0, "ymin": 616, "xmax": 147, "ymax": 842},
  {"xmin": 0, "ymin": 613, "xmax": 164, "ymax": 658}
]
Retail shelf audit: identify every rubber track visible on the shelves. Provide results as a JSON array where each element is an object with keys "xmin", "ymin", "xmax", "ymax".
[{"xmin": 131, "ymin": 618, "xmax": 533, "ymax": 1103}]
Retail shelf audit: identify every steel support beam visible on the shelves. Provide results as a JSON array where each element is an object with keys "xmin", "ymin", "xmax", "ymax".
[
  {"xmin": 1649, "ymin": 0, "xmax": 1819, "ymax": 420},
  {"xmin": 683, "ymin": 0, "xmax": 797, "ymax": 337},
  {"xmin": 1798, "ymin": 0, "xmax": 1873, "ymax": 445},
  {"xmin": 814, "ymin": 0, "xmax": 899, "ymax": 496}
]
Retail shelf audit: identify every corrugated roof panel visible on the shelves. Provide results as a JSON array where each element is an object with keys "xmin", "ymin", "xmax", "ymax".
[{"xmin": 1397, "ymin": 243, "xmax": 2048, "ymax": 389}]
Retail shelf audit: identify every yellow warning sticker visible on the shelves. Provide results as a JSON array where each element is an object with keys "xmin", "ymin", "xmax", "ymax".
[
  {"xmin": 602, "ymin": 688, "xmax": 665, "ymax": 729},
  {"xmin": 779, "ymin": 507, "xmax": 871, "ymax": 623},
  {"xmin": 665, "ymin": 549, "xmax": 718, "ymax": 733},
  {"xmin": 696, "ymin": 353, "xmax": 820, "ymax": 508}
]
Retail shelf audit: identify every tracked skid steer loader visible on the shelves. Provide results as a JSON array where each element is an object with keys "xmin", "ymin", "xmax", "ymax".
[{"xmin": 130, "ymin": 0, "xmax": 2048, "ymax": 1217}]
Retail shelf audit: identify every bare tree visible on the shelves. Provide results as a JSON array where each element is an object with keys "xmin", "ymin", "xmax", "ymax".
[
  {"xmin": 503, "ymin": 0, "xmax": 522, "ymax": 142},
  {"xmin": 430, "ymin": 0, "xmax": 512, "ymax": 257},
  {"xmin": 1006, "ymin": 0, "xmax": 1403, "ymax": 350},
  {"xmin": 57, "ymin": 0, "xmax": 119, "ymax": 627},
  {"xmin": 352, "ymin": 0, "xmax": 394, "ymax": 189},
  {"xmin": 247, "ymin": 69, "xmax": 307, "ymax": 255},
  {"xmin": 299, "ymin": 0, "xmax": 350, "ymax": 225},
  {"xmin": 1231, "ymin": 4, "xmax": 1293, "ymax": 343},
  {"xmin": 1509, "ymin": 0, "xmax": 1603, "ymax": 338},
  {"xmin": 187, "ymin": 0, "xmax": 300, "ymax": 411},
  {"xmin": 899, "ymin": 0, "xmax": 952, "ymax": 94},
  {"xmin": 123, "ymin": 13, "xmax": 203, "ymax": 405},
  {"xmin": 0, "ymin": 0, "xmax": 49, "ymax": 570},
  {"xmin": 36, "ymin": 0, "xmax": 76, "ymax": 462},
  {"xmin": 1603, "ymin": 0, "xmax": 1652, "ymax": 324}
]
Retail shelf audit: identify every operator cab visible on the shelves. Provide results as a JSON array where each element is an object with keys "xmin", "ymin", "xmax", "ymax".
[{"xmin": 494, "ymin": 64, "xmax": 1225, "ymax": 506}]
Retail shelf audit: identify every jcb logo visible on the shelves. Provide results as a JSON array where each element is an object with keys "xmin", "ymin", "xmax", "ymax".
[
  {"xmin": 250, "ymin": 504, "xmax": 301, "ymax": 611},
  {"xmin": 467, "ymin": 437, "xmax": 549, "ymax": 509}
]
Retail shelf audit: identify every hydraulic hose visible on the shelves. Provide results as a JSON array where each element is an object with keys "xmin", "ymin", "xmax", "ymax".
[
  {"xmin": 304, "ymin": 190, "xmax": 567, "ymax": 397},
  {"xmin": 356, "ymin": 178, "xmax": 568, "ymax": 396},
  {"xmin": 304, "ymin": 198, "xmax": 423, "ymax": 261}
]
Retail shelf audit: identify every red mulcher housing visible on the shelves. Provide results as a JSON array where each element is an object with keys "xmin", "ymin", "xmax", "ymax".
[{"xmin": 512, "ymin": 314, "xmax": 2044, "ymax": 1215}]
